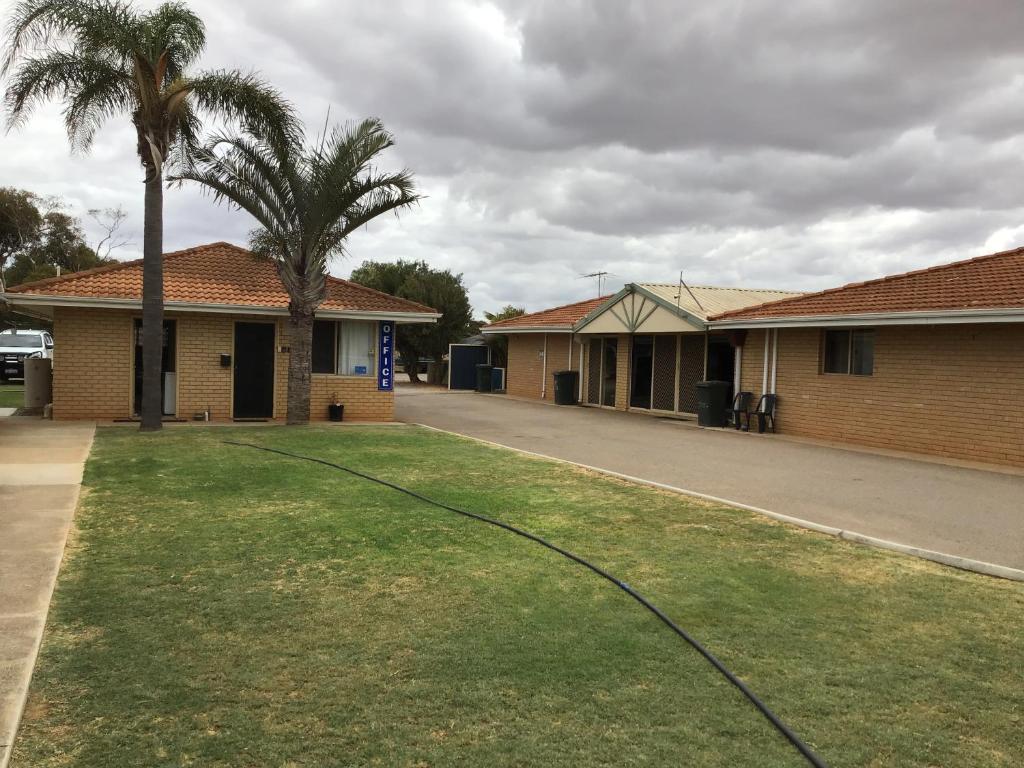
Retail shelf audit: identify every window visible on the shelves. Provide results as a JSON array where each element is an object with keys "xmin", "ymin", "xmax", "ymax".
[
  {"xmin": 0, "ymin": 332, "xmax": 43, "ymax": 348},
  {"xmin": 312, "ymin": 321, "xmax": 336, "ymax": 373},
  {"xmin": 311, "ymin": 320, "xmax": 376, "ymax": 376},
  {"xmin": 822, "ymin": 329, "xmax": 874, "ymax": 375}
]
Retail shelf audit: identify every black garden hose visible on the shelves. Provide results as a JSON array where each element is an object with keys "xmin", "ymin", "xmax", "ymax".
[{"xmin": 225, "ymin": 439, "xmax": 829, "ymax": 768}]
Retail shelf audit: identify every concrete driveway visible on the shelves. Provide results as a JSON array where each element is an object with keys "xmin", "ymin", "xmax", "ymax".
[
  {"xmin": 396, "ymin": 388, "xmax": 1024, "ymax": 572},
  {"xmin": 0, "ymin": 416, "xmax": 93, "ymax": 768}
]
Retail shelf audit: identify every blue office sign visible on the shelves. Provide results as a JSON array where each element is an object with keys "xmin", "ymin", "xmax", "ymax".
[{"xmin": 378, "ymin": 320, "xmax": 395, "ymax": 391}]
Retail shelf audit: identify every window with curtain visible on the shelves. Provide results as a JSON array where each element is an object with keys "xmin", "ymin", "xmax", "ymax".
[
  {"xmin": 338, "ymin": 320, "xmax": 375, "ymax": 376},
  {"xmin": 310, "ymin": 320, "xmax": 376, "ymax": 376}
]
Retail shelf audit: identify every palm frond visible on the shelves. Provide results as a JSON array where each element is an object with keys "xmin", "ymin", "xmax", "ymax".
[
  {"xmin": 173, "ymin": 138, "xmax": 292, "ymax": 239},
  {"xmin": 2, "ymin": 0, "xmax": 138, "ymax": 75},
  {"xmin": 4, "ymin": 50, "xmax": 130, "ymax": 138},
  {"xmin": 186, "ymin": 69, "xmax": 298, "ymax": 147},
  {"xmin": 177, "ymin": 113, "xmax": 418, "ymax": 312},
  {"xmin": 63, "ymin": 58, "xmax": 134, "ymax": 150},
  {"xmin": 136, "ymin": 1, "xmax": 204, "ymax": 77}
]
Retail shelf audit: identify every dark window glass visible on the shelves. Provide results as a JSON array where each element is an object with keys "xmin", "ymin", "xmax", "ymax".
[
  {"xmin": 822, "ymin": 330, "xmax": 850, "ymax": 374},
  {"xmin": 851, "ymin": 329, "xmax": 875, "ymax": 375},
  {"xmin": 601, "ymin": 337, "xmax": 617, "ymax": 407},
  {"xmin": 312, "ymin": 320, "xmax": 336, "ymax": 374}
]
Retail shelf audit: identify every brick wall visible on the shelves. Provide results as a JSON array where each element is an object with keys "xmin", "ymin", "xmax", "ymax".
[
  {"xmin": 51, "ymin": 309, "xmax": 394, "ymax": 422},
  {"xmin": 614, "ymin": 334, "xmax": 630, "ymax": 410},
  {"xmin": 52, "ymin": 307, "xmax": 133, "ymax": 419},
  {"xmin": 310, "ymin": 374, "xmax": 394, "ymax": 421},
  {"xmin": 176, "ymin": 312, "xmax": 237, "ymax": 419},
  {"xmin": 739, "ymin": 324, "xmax": 1024, "ymax": 467},
  {"xmin": 506, "ymin": 333, "xmax": 580, "ymax": 402}
]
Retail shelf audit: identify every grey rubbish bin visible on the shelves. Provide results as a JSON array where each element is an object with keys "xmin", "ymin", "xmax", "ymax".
[
  {"xmin": 696, "ymin": 380, "xmax": 731, "ymax": 427},
  {"xmin": 475, "ymin": 363, "xmax": 494, "ymax": 392}
]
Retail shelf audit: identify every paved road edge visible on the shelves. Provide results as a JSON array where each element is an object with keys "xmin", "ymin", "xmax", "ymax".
[{"xmin": 413, "ymin": 423, "xmax": 1024, "ymax": 583}]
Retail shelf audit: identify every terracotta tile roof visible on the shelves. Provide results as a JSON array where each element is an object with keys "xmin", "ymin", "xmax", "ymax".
[
  {"xmin": 482, "ymin": 295, "xmax": 612, "ymax": 330},
  {"xmin": 711, "ymin": 246, "xmax": 1024, "ymax": 322},
  {"xmin": 6, "ymin": 242, "xmax": 438, "ymax": 315}
]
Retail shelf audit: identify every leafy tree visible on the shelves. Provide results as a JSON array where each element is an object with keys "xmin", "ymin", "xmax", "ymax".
[
  {"xmin": 3, "ymin": 0, "xmax": 296, "ymax": 430},
  {"xmin": 0, "ymin": 189, "xmax": 117, "ymax": 287},
  {"xmin": 481, "ymin": 304, "xmax": 525, "ymax": 368},
  {"xmin": 484, "ymin": 305, "xmax": 525, "ymax": 324},
  {"xmin": 349, "ymin": 260, "xmax": 475, "ymax": 384},
  {"xmin": 0, "ymin": 186, "xmax": 42, "ymax": 281},
  {"xmin": 174, "ymin": 118, "xmax": 419, "ymax": 423}
]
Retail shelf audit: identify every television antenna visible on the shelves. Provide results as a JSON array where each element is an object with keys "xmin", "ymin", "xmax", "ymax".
[
  {"xmin": 676, "ymin": 271, "xmax": 705, "ymax": 312},
  {"xmin": 580, "ymin": 270, "xmax": 610, "ymax": 297}
]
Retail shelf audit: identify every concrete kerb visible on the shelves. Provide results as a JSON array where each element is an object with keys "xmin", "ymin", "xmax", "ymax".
[{"xmin": 413, "ymin": 422, "xmax": 1024, "ymax": 583}]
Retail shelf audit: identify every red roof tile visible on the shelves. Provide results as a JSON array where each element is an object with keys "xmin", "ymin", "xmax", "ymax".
[
  {"xmin": 483, "ymin": 295, "xmax": 612, "ymax": 330},
  {"xmin": 711, "ymin": 246, "xmax": 1024, "ymax": 322},
  {"xmin": 6, "ymin": 242, "xmax": 438, "ymax": 315}
]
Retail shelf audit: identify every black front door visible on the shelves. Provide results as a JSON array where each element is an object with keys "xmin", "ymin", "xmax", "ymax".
[{"xmin": 233, "ymin": 322, "xmax": 275, "ymax": 419}]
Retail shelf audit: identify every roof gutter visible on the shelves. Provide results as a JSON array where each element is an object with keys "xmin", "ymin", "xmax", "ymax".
[
  {"xmin": 709, "ymin": 307, "xmax": 1024, "ymax": 329},
  {"xmin": 481, "ymin": 325, "xmax": 573, "ymax": 335},
  {"xmin": 1, "ymin": 293, "xmax": 440, "ymax": 323}
]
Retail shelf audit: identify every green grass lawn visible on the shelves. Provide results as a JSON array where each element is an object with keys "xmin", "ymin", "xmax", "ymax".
[
  {"xmin": 0, "ymin": 382, "xmax": 24, "ymax": 408},
  {"xmin": 14, "ymin": 426, "xmax": 1023, "ymax": 767}
]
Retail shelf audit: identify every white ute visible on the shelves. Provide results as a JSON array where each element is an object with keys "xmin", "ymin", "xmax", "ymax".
[{"xmin": 0, "ymin": 328, "xmax": 54, "ymax": 382}]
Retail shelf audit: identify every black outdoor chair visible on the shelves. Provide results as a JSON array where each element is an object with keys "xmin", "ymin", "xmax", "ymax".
[
  {"xmin": 747, "ymin": 394, "xmax": 777, "ymax": 434},
  {"xmin": 729, "ymin": 391, "xmax": 753, "ymax": 430}
]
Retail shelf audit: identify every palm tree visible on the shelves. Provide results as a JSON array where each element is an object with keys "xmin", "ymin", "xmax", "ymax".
[
  {"xmin": 2, "ymin": 0, "xmax": 295, "ymax": 430},
  {"xmin": 174, "ymin": 118, "xmax": 420, "ymax": 424}
]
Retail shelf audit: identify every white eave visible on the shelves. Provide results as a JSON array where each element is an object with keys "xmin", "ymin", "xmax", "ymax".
[
  {"xmin": 480, "ymin": 325, "xmax": 573, "ymax": 335},
  {"xmin": 0, "ymin": 293, "xmax": 441, "ymax": 323},
  {"xmin": 708, "ymin": 307, "xmax": 1024, "ymax": 329}
]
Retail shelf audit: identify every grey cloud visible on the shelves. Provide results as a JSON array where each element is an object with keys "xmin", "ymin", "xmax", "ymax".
[{"xmin": 3, "ymin": 0, "xmax": 1024, "ymax": 318}]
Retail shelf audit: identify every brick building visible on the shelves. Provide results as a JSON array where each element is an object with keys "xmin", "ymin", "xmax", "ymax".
[
  {"xmin": 481, "ymin": 296, "xmax": 609, "ymax": 402},
  {"xmin": 709, "ymin": 247, "xmax": 1024, "ymax": 467},
  {"xmin": 482, "ymin": 284, "xmax": 796, "ymax": 407},
  {"xmin": 1, "ymin": 242, "xmax": 439, "ymax": 422}
]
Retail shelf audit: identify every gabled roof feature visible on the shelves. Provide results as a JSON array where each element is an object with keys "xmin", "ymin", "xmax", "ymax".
[
  {"xmin": 4, "ymin": 242, "xmax": 439, "ymax": 319},
  {"xmin": 481, "ymin": 295, "xmax": 611, "ymax": 333},
  {"xmin": 574, "ymin": 283, "xmax": 801, "ymax": 335},
  {"xmin": 709, "ymin": 246, "xmax": 1024, "ymax": 327}
]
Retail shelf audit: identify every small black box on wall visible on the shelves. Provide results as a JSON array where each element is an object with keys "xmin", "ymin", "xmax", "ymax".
[{"xmin": 220, "ymin": 354, "xmax": 231, "ymax": 367}]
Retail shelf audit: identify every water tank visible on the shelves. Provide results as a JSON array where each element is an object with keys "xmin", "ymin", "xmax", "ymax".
[{"xmin": 24, "ymin": 358, "xmax": 53, "ymax": 409}]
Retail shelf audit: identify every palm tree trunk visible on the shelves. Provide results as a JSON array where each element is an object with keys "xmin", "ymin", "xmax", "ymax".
[
  {"xmin": 139, "ymin": 174, "xmax": 164, "ymax": 431},
  {"xmin": 286, "ymin": 306, "xmax": 314, "ymax": 424}
]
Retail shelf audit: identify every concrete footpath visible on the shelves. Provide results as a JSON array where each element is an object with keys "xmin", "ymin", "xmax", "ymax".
[
  {"xmin": 0, "ymin": 416, "xmax": 94, "ymax": 768},
  {"xmin": 397, "ymin": 389, "xmax": 1024, "ymax": 573}
]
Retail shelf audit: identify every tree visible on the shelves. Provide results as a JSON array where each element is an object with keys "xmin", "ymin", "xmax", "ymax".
[
  {"xmin": 484, "ymin": 305, "xmax": 525, "ymax": 324},
  {"xmin": 0, "ymin": 186, "xmax": 42, "ymax": 283},
  {"xmin": 174, "ymin": 117, "xmax": 419, "ymax": 423},
  {"xmin": 3, "ymin": 0, "xmax": 296, "ymax": 430},
  {"xmin": 350, "ymin": 260, "xmax": 475, "ymax": 384},
  {"xmin": 2, "ymin": 193, "xmax": 117, "ymax": 287},
  {"xmin": 481, "ymin": 304, "xmax": 525, "ymax": 368},
  {"xmin": 88, "ymin": 205, "xmax": 130, "ymax": 259}
]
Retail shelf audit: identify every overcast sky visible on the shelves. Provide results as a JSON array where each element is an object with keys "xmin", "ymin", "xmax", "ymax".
[{"xmin": 3, "ymin": 0, "xmax": 1024, "ymax": 315}]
